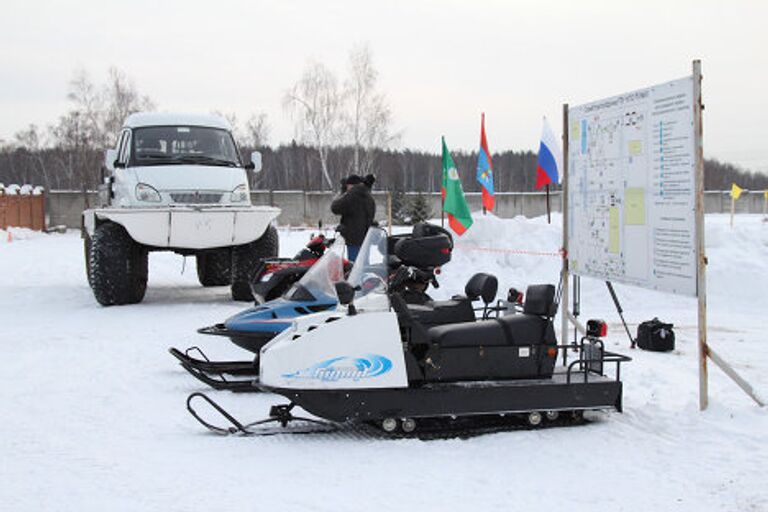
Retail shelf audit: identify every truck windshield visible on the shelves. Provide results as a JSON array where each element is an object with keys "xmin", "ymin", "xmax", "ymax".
[{"xmin": 131, "ymin": 126, "xmax": 241, "ymax": 167}]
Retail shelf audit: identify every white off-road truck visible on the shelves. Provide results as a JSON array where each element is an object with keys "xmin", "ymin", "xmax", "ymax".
[{"xmin": 83, "ymin": 112, "xmax": 280, "ymax": 306}]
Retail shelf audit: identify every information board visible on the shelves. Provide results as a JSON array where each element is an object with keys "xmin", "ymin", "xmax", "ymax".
[{"xmin": 567, "ymin": 76, "xmax": 698, "ymax": 296}]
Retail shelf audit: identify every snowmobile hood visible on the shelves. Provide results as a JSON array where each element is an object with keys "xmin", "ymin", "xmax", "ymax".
[{"xmin": 223, "ymin": 298, "xmax": 336, "ymax": 334}]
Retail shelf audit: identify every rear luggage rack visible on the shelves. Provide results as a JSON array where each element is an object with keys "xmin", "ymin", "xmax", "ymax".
[{"xmin": 564, "ymin": 338, "xmax": 632, "ymax": 384}]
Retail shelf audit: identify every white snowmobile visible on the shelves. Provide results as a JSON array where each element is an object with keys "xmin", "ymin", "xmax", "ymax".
[
  {"xmin": 187, "ymin": 227, "xmax": 631, "ymax": 437},
  {"xmin": 173, "ymin": 223, "xmax": 458, "ymax": 392}
]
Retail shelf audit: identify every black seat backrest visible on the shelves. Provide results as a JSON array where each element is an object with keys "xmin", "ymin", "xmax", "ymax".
[
  {"xmin": 523, "ymin": 284, "xmax": 556, "ymax": 317},
  {"xmin": 465, "ymin": 273, "xmax": 498, "ymax": 305}
]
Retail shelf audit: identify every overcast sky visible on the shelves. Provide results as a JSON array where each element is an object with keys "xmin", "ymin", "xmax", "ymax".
[{"xmin": 2, "ymin": 0, "xmax": 767, "ymax": 173}]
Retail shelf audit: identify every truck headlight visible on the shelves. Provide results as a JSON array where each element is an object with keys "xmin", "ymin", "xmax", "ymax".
[
  {"xmin": 231, "ymin": 184, "xmax": 249, "ymax": 203},
  {"xmin": 135, "ymin": 183, "xmax": 161, "ymax": 202}
]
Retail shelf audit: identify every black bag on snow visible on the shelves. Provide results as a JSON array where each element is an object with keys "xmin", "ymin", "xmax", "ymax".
[{"xmin": 636, "ymin": 318, "xmax": 675, "ymax": 352}]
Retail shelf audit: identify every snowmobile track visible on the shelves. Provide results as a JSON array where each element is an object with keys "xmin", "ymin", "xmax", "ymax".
[{"xmin": 186, "ymin": 392, "xmax": 590, "ymax": 440}]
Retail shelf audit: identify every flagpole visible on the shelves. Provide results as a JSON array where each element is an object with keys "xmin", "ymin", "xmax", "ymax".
[
  {"xmin": 730, "ymin": 192, "xmax": 735, "ymax": 228},
  {"xmin": 441, "ymin": 135, "xmax": 445, "ymax": 228},
  {"xmin": 545, "ymin": 184, "xmax": 551, "ymax": 224}
]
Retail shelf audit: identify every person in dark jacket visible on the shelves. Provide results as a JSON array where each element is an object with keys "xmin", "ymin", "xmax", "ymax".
[{"xmin": 331, "ymin": 174, "xmax": 376, "ymax": 261}]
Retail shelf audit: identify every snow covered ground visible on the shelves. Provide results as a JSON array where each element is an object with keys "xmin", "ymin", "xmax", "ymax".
[{"xmin": 1, "ymin": 214, "xmax": 766, "ymax": 511}]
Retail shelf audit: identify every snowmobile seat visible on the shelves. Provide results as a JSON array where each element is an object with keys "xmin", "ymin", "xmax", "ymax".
[
  {"xmin": 426, "ymin": 313, "xmax": 550, "ymax": 348},
  {"xmin": 426, "ymin": 320, "xmax": 508, "ymax": 348},
  {"xmin": 422, "ymin": 315, "xmax": 557, "ymax": 382},
  {"xmin": 419, "ymin": 284, "xmax": 558, "ymax": 382},
  {"xmin": 427, "ymin": 284, "xmax": 556, "ymax": 348},
  {"xmin": 406, "ymin": 298, "xmax": 475, "ymax": 328},
  {"xmin": 405, "ymin": 273, "xmax": 497, "ymax": 328}
]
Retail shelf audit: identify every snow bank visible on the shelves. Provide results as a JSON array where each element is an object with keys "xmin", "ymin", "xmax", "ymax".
[{"xmin": 0, "ymin": 226, "xmax": 51, "ymax": 243}]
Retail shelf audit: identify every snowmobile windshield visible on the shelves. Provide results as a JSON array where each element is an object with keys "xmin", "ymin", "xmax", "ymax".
[
  {"xmin": 285, "ymin": 237, "xmax": 346, "ymax": 302},
  {"xmin": 347, "ymin": 228, "xmax": 389, "ymax": 305}
]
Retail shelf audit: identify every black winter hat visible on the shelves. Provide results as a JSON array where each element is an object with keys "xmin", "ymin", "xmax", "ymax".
[{"xmin": 345, "ymin": 174, "xmax": 363, "ymax": 185}]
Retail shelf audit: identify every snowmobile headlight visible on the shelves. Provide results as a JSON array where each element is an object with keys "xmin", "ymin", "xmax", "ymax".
[
  {"xmin": 135, "ymin": 183, "xmax": 161, "ymax": 202},
  {"xmin": 230, "ymin": 184, "xmax": 249, "ymax": 203}
]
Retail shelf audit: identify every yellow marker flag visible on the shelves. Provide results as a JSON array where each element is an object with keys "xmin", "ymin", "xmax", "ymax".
[
  {"xmin": 764, "ymin": 190, "xmax": 768, "ymax": 199},
  {"xmin": 731, "ymin": 183, "xmax": 743, "ymax": 200}
]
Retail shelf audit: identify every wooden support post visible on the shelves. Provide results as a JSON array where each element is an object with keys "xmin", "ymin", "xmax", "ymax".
[
  {"xmin": 441, "ymin": 194, "xmax": 445, "ymax": 228},
  {"xmin": 694, "ymin": 62, "xmax": 761, "ymax": 409},
  {"xmin": 730, "ymin": 193, "xmax": 735, "ymax": 228},
  {"xmin": 387, "ymin": 191, "xmax": 393, "ymax": 236},
  {"xmin": 707, "ymin": 346, "xmax": 765, "ymax": 407},
  {"xmin": 693, "ymin": 59, "xmax": 709, "ymax": 411}
]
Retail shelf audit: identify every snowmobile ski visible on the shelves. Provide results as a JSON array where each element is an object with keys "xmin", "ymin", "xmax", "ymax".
[
  {"xmin": 179, "ymin": 361, "xmax": 259, "ymax": 392},
  {"xmin": 186, "ymin": 392, "xmax": 339, "ymax": 436},
  {"xmin": 168, "ymin": 346, "xmax": 256, "ymax": 376}
]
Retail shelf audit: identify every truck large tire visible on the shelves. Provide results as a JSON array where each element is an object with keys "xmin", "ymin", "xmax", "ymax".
[
  {"xmin": 89, "ymin": 222, "xmax": 148, "ymax": 306},
  {"xmin": 231, "ymin": 224, "xmax": 279, "ymax": 301},
  {"xmin": 84, "ymin": 233, "xmax": 93, "ymax": 288},
  {"xmin": 196, "ymin": 250, "xmax": 232, "ymax": 287}
]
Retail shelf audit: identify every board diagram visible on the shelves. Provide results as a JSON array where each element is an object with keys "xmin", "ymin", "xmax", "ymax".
[{"xmin": 567, "ymin": 77, "xmax": 697, "ymax": 296}]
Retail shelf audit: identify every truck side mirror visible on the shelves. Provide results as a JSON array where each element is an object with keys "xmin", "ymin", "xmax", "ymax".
[
  {"xmin": 105, "ymin": 149, "xmax": 118, "ymax": 172},
  {"xmin": 245, "ymin": 150, "xmax": 262, "ymax": 173}
]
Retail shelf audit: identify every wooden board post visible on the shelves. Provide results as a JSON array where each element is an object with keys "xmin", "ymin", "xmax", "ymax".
[
  {"xmin": 730, "ymin": 193, "xmax": 735, "ymax": 228},
  {"xmin": 693, "ymin": 59, "xmax": 709, "ymax": 411}
]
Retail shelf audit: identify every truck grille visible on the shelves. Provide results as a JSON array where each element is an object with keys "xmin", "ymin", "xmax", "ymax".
[{"xmin": 170, "ymin": 192, "xmax": 223, "ymax": 204}]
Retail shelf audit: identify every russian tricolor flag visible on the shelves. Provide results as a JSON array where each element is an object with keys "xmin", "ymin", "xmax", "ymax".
[
  {"xmin": 536, "ymin": 117, "xmax": 561, "ymax": 189},
  {"xmin": 476, "ymin": 113, "xmax": 495, "ymax": 211}
]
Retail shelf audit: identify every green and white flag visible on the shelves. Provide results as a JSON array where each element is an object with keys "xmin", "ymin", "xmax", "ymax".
[{"xmin": 441, "ymin": 136, "xmax": 473, "ymax": 235}]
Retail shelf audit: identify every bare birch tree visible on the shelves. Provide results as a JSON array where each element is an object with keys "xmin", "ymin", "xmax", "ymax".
[
  {"xmin": 344, "ymin": 45, "xmax": 397, "ymax": 176},
  {"xmin": 244, "ymin": 113, "xmax": 270, "ymax": 148},
  {"xmin": 47, "ymin": 67, "xmax": 155, "ymax": 188},
  {"xmin": 102, "ymin": 67, "xmax": 155, "ymax": 145},
  {"xmin": 283, "ymin": 62, "xmax": 343, "ymax": 190},
  {"xmin": 14, "ymin": 124, "xmax": 51, "ymax": 188}
]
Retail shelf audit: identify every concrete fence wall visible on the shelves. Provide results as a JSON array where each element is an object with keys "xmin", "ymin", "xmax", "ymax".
[{"xmin": 46, "ymin": 189, "xmax": 768, "ymax": 229}]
